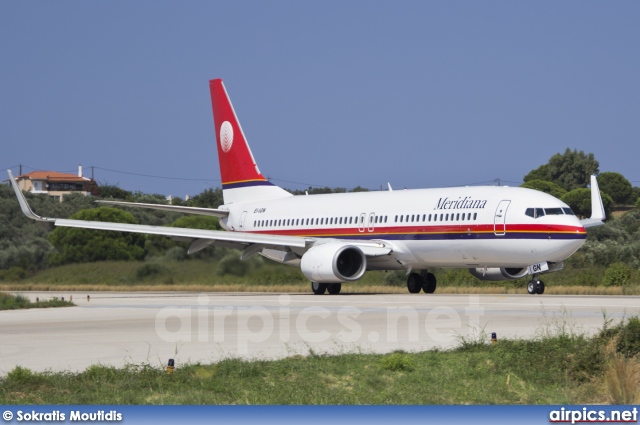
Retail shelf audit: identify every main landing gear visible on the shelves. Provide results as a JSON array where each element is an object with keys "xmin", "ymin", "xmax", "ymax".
[
  {"xmin": 407, "ymin": 271, "xmax": 437, "ymax": 294},
  {"xmin": 311, "ymin": 282, "xmax": 342, "ymax": 295},
  {"xmin": 527, "ymin": 275, "xmax": 545, "ymax": 295}
]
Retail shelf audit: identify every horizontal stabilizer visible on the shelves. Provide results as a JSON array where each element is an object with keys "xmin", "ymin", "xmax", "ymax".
[{"xmin": 96, "ymin": 200, "xmax": 229, "ymax": 218}]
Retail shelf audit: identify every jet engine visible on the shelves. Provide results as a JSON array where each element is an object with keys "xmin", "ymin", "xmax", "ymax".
[
  {"xmin": 300, "ymin": 242, "xmax": 366, "ymax": 283},
  {"xmin": 468, "ymin": 267, "xmax": 529, "ymax": 281}
]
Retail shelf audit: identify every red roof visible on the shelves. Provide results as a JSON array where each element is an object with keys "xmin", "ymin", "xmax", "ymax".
[{"xmin": 16, "ymin": 171, "xmax": 92, "ymax": 182}]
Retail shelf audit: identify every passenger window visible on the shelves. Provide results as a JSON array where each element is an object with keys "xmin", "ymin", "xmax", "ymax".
[
  {"xmin": 473, "ymin": 213, "xmax": 477, "ymax": 220},
  {"xmin": 400, "ymin": 215, "xmax": 403, "ymax": 223},
  {"xmin": 456, "ymin": 213, "xmax": 460, "ymax": 221}
]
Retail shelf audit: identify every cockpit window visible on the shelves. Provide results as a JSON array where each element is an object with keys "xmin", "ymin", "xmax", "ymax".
[
  {"xmin": 544, "ymin": 208, "xmax": 564, "ymax": 215},
  {"xmin": 562, "ymin": 207, "xmax": 575, "ymax": 215},
  {"xmin": 525, "ymin": 208, "xmax": 548, "ymax": 218}
]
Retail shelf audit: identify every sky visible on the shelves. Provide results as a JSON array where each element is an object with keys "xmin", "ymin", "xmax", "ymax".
[{"xmin": 1, "ymin": 1, "xmax": 639, "ymax": 198}]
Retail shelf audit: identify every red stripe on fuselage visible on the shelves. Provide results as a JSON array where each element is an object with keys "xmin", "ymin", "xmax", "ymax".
[{"xmin": 245, "ymin": 223, "xmax": 586, "ymax": 238}]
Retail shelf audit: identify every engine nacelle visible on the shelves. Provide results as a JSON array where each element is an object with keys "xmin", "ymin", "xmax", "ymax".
[
  {"xmin": 300, "ymin": 242, "xmax": 366, "ymax": 283},
  {"xmin": 468, "ymin": 267, "xmax": 529, "ymax": 281}
]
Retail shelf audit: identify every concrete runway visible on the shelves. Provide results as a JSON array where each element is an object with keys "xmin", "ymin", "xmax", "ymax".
[{"xmin": 1, "ymin": 291, "xmax": 639, "ymax": 374}]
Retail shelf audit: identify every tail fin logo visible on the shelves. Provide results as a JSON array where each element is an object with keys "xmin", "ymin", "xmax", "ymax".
[{"xmin": 220, "ymin": 121, "xmax": 234, "ymax": 153}]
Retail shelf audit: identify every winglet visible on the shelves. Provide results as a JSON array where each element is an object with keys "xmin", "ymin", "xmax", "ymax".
[
  {"xmin": 580, "ymin": 174, "xmax": 606, "ymax": 228},
  {"xmin": 6, "ymin": 170, "xmax": 55, "ymax": 222}
]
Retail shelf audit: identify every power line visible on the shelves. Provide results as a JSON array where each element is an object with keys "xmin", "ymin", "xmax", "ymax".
[{"xmin": 92, "ymin": 166, "xmax": 220, "ymax": 183}]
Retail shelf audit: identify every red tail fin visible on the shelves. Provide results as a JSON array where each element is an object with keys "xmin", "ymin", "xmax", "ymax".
[{"xmin": 209, "ymin": 79, "xmax": 291, "ymax": 204}]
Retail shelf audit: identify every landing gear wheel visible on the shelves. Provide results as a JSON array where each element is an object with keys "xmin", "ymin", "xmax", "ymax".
[
  {"xmin": 535, "ymin": 280, "xmax": 545, "ymax": 295},
  {"xmin": 407, "ymin": 273, "xmax": 423, "ymax": 293},
  {"xmin": 327, "ymin": 283, "xmax": 342, "ymax": 295},
  {"xmin": 527, "ymin": 280, "xmax": 536, "ymax": 295},
  {"xmin": 423, "ymin": 273, "xmax": 437, "ymax": 294},
  {"xmin": 311, "ymin": 282, "xmax": 328, "ymax": 295}
]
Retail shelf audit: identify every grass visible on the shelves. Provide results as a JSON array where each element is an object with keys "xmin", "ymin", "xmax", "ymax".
[
  {"xmin": 0, "ymin": 292, "xmax": 74, "ymax": 310},
  {"xmin": 1, "ymin": 259, "xmax": 639, "ymax": 295},
  {"xmin": 2, "ymin": 317, "xmax": 639, "ymax": 404}
]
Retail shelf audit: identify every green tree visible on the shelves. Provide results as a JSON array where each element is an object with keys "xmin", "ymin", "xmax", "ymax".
[
  {"xmin": 171, "ymin": 215, "xmax": 221, "ymax": 230},
  {"xmin": 291, "ymin": 186, "xmax": 347, "ymax": 195},
  {"xmin": 145, "ymin": 215, "xmax": 222, "ymax": 259},
  {"xmin": 520, "ymin": 180, "xmax": 567, "ymax": 199},
  {"xmin": 631, "ymin": 187, "xmax": 640, "ymax": 206},
  {"xmin": 561, "ymin": 189, "xmax": 612, "ymax": 219},
  {"xmin": 524, "ymin": 148, "xmax": 599, "ymax": 191},
  {"xmin": 95, "ymin": 183, "xmax": 132, "ymax": 200},
  {"xmin": 523, "ymin": 164, "xmax": 551, "ymax": 183},
  {"xmin": 48, "ymin": 207, "xmax": 145, "ymax": 265},
  {"xmin": 189, "ymin": 188, "xmax": 224, "ymax": 208},
  {"xmin": 598, "ymin": 172, "xmax": 633, "ymax": 205}
]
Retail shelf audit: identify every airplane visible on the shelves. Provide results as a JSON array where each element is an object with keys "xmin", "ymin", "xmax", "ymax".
[{"xmin": 7, "ymin": 78, "xmax": 606, "ymax": 296}]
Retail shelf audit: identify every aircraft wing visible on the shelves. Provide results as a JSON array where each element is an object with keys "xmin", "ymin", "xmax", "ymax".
[
  {"xmin": 95, "ymin": 200, "xmax": 229, "ymax": 218},
  {"xmin": 580, "ymin": 175, "xmax": 606, "ymax": 229},
  {"xmin": 52, "ymin": 218, "xmax": 307, "ymax": 250},
  {"xmin": 7, "ymin": 170, "xmax": 394, "ymax": 258},
  {"xmin": 7, "ymin": 170, "xmax": 306, "ymax": 252}
]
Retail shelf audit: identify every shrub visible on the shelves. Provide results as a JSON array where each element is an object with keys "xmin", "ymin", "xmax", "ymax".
[
  {"xmin": 164, "ymin": 246, "xmax": 187, "ymax": 262},
  {"xmin": 136, "ymin": 263, "xmax": 168, "ymax": 280},
  {"xmin": 603, "ymin": 262, "xmax": 633, "ymax": 286},
  {"xmin": 48, "ymin": 207, "xmax": 145, "ymax": 265},
  {"xmin": 379, "ymin": 352, "xmax": 415, "ymax": 372},
  {"xmin": 216, "ymin": 253, "xmax": 249, "ymax": 276},
  {"xmin": 0, "ymin": 266, "xmax": 27, "ymax": 281},
  {"xmin": 616, "ymin": 317, "xmax": 640, "ymax": 358},
  {"xmin": 383, "ymin": 271, "xmax": 406, "ymax": 287}
]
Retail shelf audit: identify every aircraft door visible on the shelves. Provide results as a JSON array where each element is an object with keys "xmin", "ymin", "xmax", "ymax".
[
  {"xmin": 493, "ymin": 201, "xmax": 510, "ymax": 236},
  {"xmin": 239, "ymin": 211, "xmax": 247, "ymax": 231},
  {"xmin": 358, "ymin": 213, "xmax": 366, "ymax": 232}
]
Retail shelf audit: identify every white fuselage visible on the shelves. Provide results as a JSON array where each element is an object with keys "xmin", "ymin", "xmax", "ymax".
[{"xmin": 219, "ymin": 185, "xmax": 586, "ymax": 270}]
